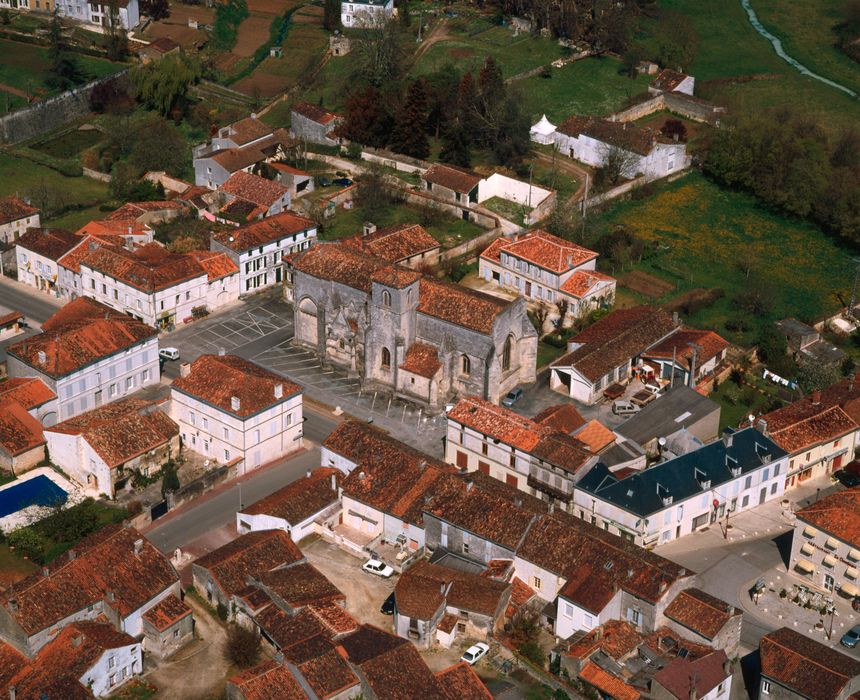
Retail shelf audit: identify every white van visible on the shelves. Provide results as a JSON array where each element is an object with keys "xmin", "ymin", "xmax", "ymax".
[{"xmin": 612, "ymin": 399, "xmax": 640, "ymax": 416}]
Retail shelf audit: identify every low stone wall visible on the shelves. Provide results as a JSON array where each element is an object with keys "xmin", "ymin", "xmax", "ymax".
[
  {"xmin": 166, "ymin": 460, "xmax": 242, "ymax": 511},
  {"xmin": 439, "ymin": 226, "xmax": 502, "ymax": 263},
  {"xmin": 361, "ymin": 147, "xmax": 430, "ymax": 174},
  {"xmin": 83, "ymin": 167, "xmax": 111, "ymax": 183},
  {"xmin": 610, "ymin": 91, "xmax": 725, "ymax": 125}
]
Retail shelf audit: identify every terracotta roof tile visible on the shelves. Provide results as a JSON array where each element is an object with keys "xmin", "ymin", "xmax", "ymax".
[
  {"xmin": 58, "ymin": 234, "xmax": 123, "ymax": 273},
  {"xmin": 395, "ymin": 561, "xmax": 510, "ymax": 620},
  {"xmin": 15, "ymin": 227, "xmax": 80, "ymax": 260},
  {"xmin": 400, "ymin": 342, "xmax": 442, "ymax": 378},
  {"xmin": 0, "ymin": 397, "xmax": 45, "ymax": 456},
  {"xmin": 761, "ymin": 402, "xmax": 858, "ymax": 454},
  {"xmin": 75, "ymin": 219, "xmax": 150, "ymax": 238},
  {"xmin": 323, "ymin": 420, "xmax": 447, "ymax": 472},
  {"xmin": 579, "ymin": 661, "xmax": 640, "ymax": 700},
  {"xmin": 242, "ymin": 468, "xmax": 340, "ymax": 525},
  {"xmin": 0, "ymin": 642, "xmax": 27, "ymax": 693},
  {"xmin": 760, "ymin": 627, "xmax": 860, "ymax": 700},
  {"xmin": 172, "ymin": 354, "xmax": 302, "ymax": 418},
  {"xmin": 437, "ymin": 612, "xmax": 457, "ymax": 633},
  {"xmin": 339, "ymin": 624, "xmax": 407, "ymax": 666},
  {"xmin": 194, "ymin": 530, "xmax": 304, "ymax": 598},
  {"xmin": 559, "ymin": 269, "xmax": 616, "ymax": 299},
  {"xmin": 418, "ymin": 277, "xmax": 508, "ymax": 334},
  {"xmin": 211, "ymin": 210, "xmax": 314, "ymax": 252},
  {"xmin": 643, "ymin": 329, "xmax": 729, "ymax": 370},
  {"xmin": 0, "ymin": 196, "xmax": 38, "ymax": 225},
  {"xmin": 46, "ymin": 398, "xmax": 178, "ymax": 469},
  {"xmin": 221, "ymin": 117, "xmax": 274, "ymax": 146},
  {"xmin": 220, "ymin": 171, "xmax": 290, "ymax": 209},
  {"xmin": 532, "ymin": 403, "xmax": 587, "ymax": 434},
  {"xmin": 307, "ymin": 601, "xmax": 359, "ymax": 637},
  {"xmin": 651, "ymin": 69, "xmax": 690, "ymax": 92},
  {"xmin": 254, "ymin": 605, "xmax": 321, "ymax": 650},
  {"xmin": 256, "ymin": 562, "xmax": 344, "ymax": 609},
  {"xmin": 369, "ymin": 265, "xmax": 421, "ymax": 289},
  {"xmin": 229, "ymin": 660, "xmax": 309, "ymax": 700},
  {"xmin": 572, "ymin": 419, "xmax": 616, "ymax": 453},
  {"xmin": 7, "ymin": 298, "xmax": 157, "ymax": 379},
  {"xmin": 142, "ymin": 593, "xmax": 191, "ymax": 631},
  {"xmin": 486, "ymin": 230, "xmax": 597, "ymax": 274},
  {"xmin": 565, "ymin": 619, "xmax": 641, "ymax": 661},
  {"xmin": 206, "ymin": 129, "xmax": 295, "ymax": 174},
  {"xmin": 557, "ymin": 116, "xmax": 658, "ymax": 156},
  {"xmin": 436, "ymin": 662, "xmax": 494, "ymax": 700},
  {"xmin": 292, "ymin": 102, "xmax": 339, "ymax": 126},
  {"xmin": 286, "ymin": 635, "xmax": 359, "ymax": 698},
  {"xmin": 271, "ymin": 162, "xmax": 311, "ymax": 177},
  {"xmin": 290, "ymin": 243, "xmax": 392, "ymax": 294},
  {"xmin": 423, "ymin": 163, "xmax": 481, "ymax": 194},
  {"xmin": 0, "ymin": 377, "xmax": 55, "ymax": 410},
  {"xmin": 342, "ymin": 223, "xmax": 439, "ymax": 263},
  {"xmin": 653, "ymin": 650, "xmax": 730, "ymax": 699},
  {"xmin": 509, "ymin": 577, "xmax": 536, "ymax": 607},
  {"xmin": 795, "ymin": 487, "xmax": 860, "ymax": 548},
  {"xmin": 479, "ymin": 236, "xmax": 505, "ymax": 263},
  {"xmin": 80, "ymin": 242, "xmax": 212, "ymax": 292},
  {"xmin": 354, "ymin": 635, "xmax": 449, "ymax": 700},
  {"xmin": 187, "ymin": 250, "xmax": 239, "ymax": 281},
  {"xmin": 664, "ymin": 588, "xmax": 737, "ymax": 641},
  {"xmin": 105, "ymin": 201, "xmax": 184, "ymax": 221},
  {"xmin": 482, "ymin": 559, "xmax": 513, "ymax": 580}
]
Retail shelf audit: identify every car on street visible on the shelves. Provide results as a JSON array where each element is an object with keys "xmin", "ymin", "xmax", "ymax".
[
  {"xmin": 461, "ymin": 642, "xmax": 489, "ymax": 665},
  {"xmin": 362, "ymin": 559, "xmax": 394, "ymax": 578},
  {"xmin": 380, "ymin": 592, "xmax": 396, "ymax": 615},
  {"xmin": 841, "ymin": 625, "xmax": 860, "ymax": 648},
  {"xmin": 836, "ymin": 470, "xmax": 860, "ymax": 488},
  {"xmin": 159, "ymin": 348, "xmax": 180, "ymax": 361},
  {"xmin": 502, "ymin": 388, "xmax": 523, "ymax": 407}
]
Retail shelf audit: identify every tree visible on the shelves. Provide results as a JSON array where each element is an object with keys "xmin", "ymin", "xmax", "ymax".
[
  {"xmin": 352, "ymin": 17, "xmax": 408, "ymax": 86},
  {"xmin": 339, "ymin": 86, "xmax": 393, "ymax": 148},
  {"xmin": 225, "ymin": 625, "xmax": 261, "ymax": 668},
  {"xmin": 397, "ymin": 0, "xmax": 410, "ymax": 26},
  {"xmin": 127, "ymin": 112, "xmax": 188, "ymax": 176},
  {"xmin": 130, "ymin": 53, "xmax": 202, "ymax": 116},
  {"xmin": 389, "ymin": 79, "xmax": 430, "ymax": 159},
  {"xmin": 46, "ymin": 10, "xmax": 85, "ymax": 90},
  {"xmin": 323, "ymin": 0, "xmax": 341, "ymax": 31},
  {"xmin": 439, "ymin": 125, "xmax": 472, "ymax": 168},
  {"xmin": 89, "ymin": 75, "xmax": 134, "ymax": 114},
  {"xmin": 531, "ymin": 302, "xmax": 552, "ymax": 336},
  {"xmin": 621, "ymin": 47, "xmax": 642, "ymax": 78},
  {"xmin": 103, "ymin": 0, "xmax": 129, "ymax": 61},
  {"xmin": 355, "ymin": 164, "xmax": 399, "ymax": 221},
  {"xmin": 654, "ymin": 10, "xmax": 698, "ymax": 70},
  {"xmin": 797, "ymin": 363, "xmax": 841, "ymax": 394},
  {"xmin": 161, "ymin": 462, "xmax": 180, "ymax": 497},
  {"xmin": 140, "ymin": 0, "xmax": 170, "ymax": 20},
  {"xmin": 660, "ymin": 118, "xmax": 687, "ymax": 142},
  {"xmin": 595, "ymin": 145, "xmax": 639, "ymax": 189}
]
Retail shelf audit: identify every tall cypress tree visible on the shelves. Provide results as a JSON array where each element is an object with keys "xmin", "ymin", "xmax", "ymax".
[
  {"xmin": 47, "ymin": 10, "xmax": 84, "ymax": 90},
  {"xmin": 389, "ymin": 79, "xmax": 430, "ymax": 159}
]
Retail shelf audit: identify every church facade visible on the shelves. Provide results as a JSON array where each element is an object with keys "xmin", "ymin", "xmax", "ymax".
[{"xmin": 286, "ymin": 243, "xmax": 537, "ymax": 409}]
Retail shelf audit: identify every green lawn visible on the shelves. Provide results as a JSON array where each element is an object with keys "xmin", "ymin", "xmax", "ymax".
[
  {"xmin": 537, "ymin": 341, "xmax": 565, "ymax": 368},
  {"xmin": 481, "ymin": 196, "xmax": 528, "ymax": 226},
  {"xmin": 710, "ymin": 376, "xmax": 782, "ymax": 430},
  {"xmin": 638, "ymin": 0, "xmax": 860, "ymax": 133},
  {"xmin": 31, "ymin": 128, "xmax": 103, "ymax": 159},
  {"xmin": 590, "ymin": 173, "xmax": 855, "ymax": 343},
  {"xmin": 517, "ymin": 56, "xmax": 653, "ymax": 123}
]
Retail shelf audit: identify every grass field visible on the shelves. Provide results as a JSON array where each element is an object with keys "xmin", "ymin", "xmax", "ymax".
[
  {"xmin": 31, "ymin": 128, "xmax": 103, "ymax": 159},
  {"xmin": 517, "ymin": 56, "xmax": 652, "ymax": 123},
  {"xmin": 0, "ymin": 39, "xmax": 123, "ymax": 100},
  {"xmin": 591, "ymin": 173, "xmax": 855, "ymax": 342},
  {"xmin": 638, "ymin": 0, "xmax": 860, "ymax": 133}
]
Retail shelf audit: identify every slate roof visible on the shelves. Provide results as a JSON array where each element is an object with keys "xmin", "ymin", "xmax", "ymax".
[
  {"xmin": 0, "ymin": 398, "xmax": 45, "ymax": 456},
  {"xmin": 228, "ymin": 660, "xmax": 309, "ymax": 700},
  {"xmin": 579, "ymin": 427, "xmax": 786, "ymax": 518},
  {"xmin": 559, "ymin": 269, "xmax": 616, "ymax": 299},
  {"xmin": 760, "ymin": 627, "xmax": 860, "ymax": 700},
  {"xmin": 241, "ymin": 468, "xmax": 340, "ymax": 525},
  {"xmin": 422, "ymin": 163, "xmax": 481, "ymax": 193},
  {"xmin": 795, "ymin": 487, "xmax": 860, "ymax": 548},
  {"xmin": 291, "ymin": 102, "xmax": 339, "ymax": 125},
  {"xmin": 483, "ymin": 230, "xmax": 597, "ymax": 274},
  {"xmin": 15, "ymin": 227, "xmax": 80, "ymax": 260},
  {"xmin": 7, "ymin": 298, "xmax": 157, "ymax": 379},
  {"xmin": 651, "ymin": 68, "xmax": 691, "ymax": 92},
  {"xmin": 220, "ymin": 171, "xmax": 290, "ymax": 209},
  {"xmin": 0, "ymin": 196, "xmax": 38, "ymax": 225},
  {"xmin": 1, "ymin": 525, "xmax": 179, "ymax": 636},
  {"xmin": 211, "ymin": 210, "xmax": 314, "ymax": 252},
  {"xmin": 579, "ymin": 661, "xmax": 640, "ymax": 700},
  {"xmin": 193, "ymin": 530, "xmax": 304, "ymax": 598},
  {"xmin": 342, "ymin": 223, "xmax": 439, "ymax": 263},
  {"xmin": 256, "ymin": 562, "xmax": 344, "ymax": 609},
  {"xmin": 642, "ymin": 329, "xmax": 729, "ymax": 370},
  {"xmin": 652, "ymin": 650, "xmax": 730, "ymax": 700},
  {"xmin": 664, "ymin": 588, "xmax": 737, "ymax": 641},
  {"xmin": 46, "ymin": 398, "xmax": 178, "ymax": 469},
  {"xmin": 172, "ymin": 354, "xmax": 302, "ymax": 419},
  {"xmin": 551, "ymin": 306, "xmax": 678, "ymax": 382},
  {"xmin": 557, "ymin": 116, "xmax": 660, "ymax": 156},
  {"xmin": 436, "ymin": 662, "xmax": 494, "ymax": 700},
  {"xmin": 400, "ymin": 342, "xmax": 442, "ymax": 378},
  {"xmin": 141, "ymin": 593, "xmax": 192, "ymax": 632}
]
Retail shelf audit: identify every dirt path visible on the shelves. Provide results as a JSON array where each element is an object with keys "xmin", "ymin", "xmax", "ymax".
[
  {"xmin": 412, "ymin": 17, "xmax": 451, "ymax": 63},
  {"xmin": 530, "ymin": 148, "xmax": 590, "ymax": 203},
  {"xmin": 0, "ymin": 82, "xmax": 30, "ymax": 100}
]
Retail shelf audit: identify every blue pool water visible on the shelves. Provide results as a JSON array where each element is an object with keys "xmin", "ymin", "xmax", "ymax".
[{"xmin": 0, "ymin": 476, "xmax": 68, "ymax": 519}]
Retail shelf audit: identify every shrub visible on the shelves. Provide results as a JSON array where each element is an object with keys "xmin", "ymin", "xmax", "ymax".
[
  {"xmin": 161, "ymin": 464, "xmax": 180, "ymax": 497},
  {"xmin": 8, "ymin": 527, "xmax": 50, "ymax": 564},
  {"xmin": 225, "ymin": 624, "xmax": 261, "ymax": 668},
  {"xmin": 217, "ymin": 602, "xmax": 229, "ymax": 621},
  {"xmin": 518, "ymin": 639, "xmax": 545, "ymax": 667}
]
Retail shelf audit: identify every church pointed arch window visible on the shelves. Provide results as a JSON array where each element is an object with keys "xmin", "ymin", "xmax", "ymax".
[
  {"xmin": 502, "ymin": 335, "xmax": 513, "ymax": 372},
  {"xmin": 461, "ymin": 354, "xmax": 471, "ymax": 377},
  {"xmin": 381, "ymin": 346, "xmax": 391, "ymax": 369}
]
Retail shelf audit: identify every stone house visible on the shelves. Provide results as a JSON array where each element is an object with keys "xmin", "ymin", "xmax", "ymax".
[
  {"xmin": 340, "ymin": 0, "xmax": 394, "ymax": 28},
  {"xmin": 137, "ymin": 36, "xmax": 179, "ymax": 63},
  {"xmin": 650, "ymin": 650, "xmax": 732, "ymax": 700},
  {"xmin": 0, "ymin": 196, "xmax": 39, "ymax": 246},
  {"xmin": 661, "ymin": 588, "xmax": 742, "ymax": 658},
  {"xmin": 776, "ymin": 317, "xmax": 847, "ymax": 369},
  {"xmin": 640, "ymin": 328, "xmax": 729, "ymax": 388},
  {"xmin": 290, "ymin": 102, "xmax": 342, "ymax": 147},
  {"xmin": 45, "ymin": 398, "xmax": 179, "ymax": 498},
  {"xmin": 421, "ymin": 163, "xmax": 481, "ymax": 210},
  {"xmin": 217, "ymin": 171, "xmax": 291, "ymax": 220},
  {"xmin": 271, "ymin": 162, "xmax": 315, "ymax": 199},
  {"xmin": 321, "ymin": 418, "xmax": 438, "ymax": 474},
  {"xmin": 0, "ymin": 376, "xmax": 57, "ymax": 426},
  {"xmin": 648, "ymin": 68, "xmax": 696, "ymax": 96},
  {"xmin": 141, "ymin": 594, "xmax": 194, "ymax": 660},
  {"xmin": 288, "ymin": 242, "xmax": 537, "ymax": 409},
  {"xmin": 342, "ymin": 223, "xmax": 441, "ymax": 270},
  {"xmin": 0, "ymin": 397, "xmax": 46, "ymax": 476},
  {"xmin": 15, "ymin": 227, "xmax": 82, "ymax": 295},
  {"xmin": 6, "ymin": 297, "xmax": 160, "ymax": 422}
]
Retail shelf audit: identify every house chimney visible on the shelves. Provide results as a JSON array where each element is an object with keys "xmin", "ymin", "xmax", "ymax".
[
  {"xmin": 37, "ymin": 350, "xmax": 46, "ymax": 365},
  {"xmin": 549, "ymin": 502, "xmax": 555, "ymax": 514},
  {"xmin": 672, "ymin": 311, "xmax": 679, "ymax": 326},
  {"xmin": 274, "ymin": 383, "xmax": 284, "ymax": 399},
  {"xmin": 134, "ymin": 538, "xmax": 144, "ymax": 555},
  {"xmin": 8, "ymin": 599, "xmax": 17, "ymax": 614},
  {"xmin": 363, "ymin": 222, "xmax": 376, "ymax": 237},
  {"xmin": 42, "ymin": 566, "xmax": 50, "ymax": 577},
  {"xmin": 811, "ymin": 390, "xmax": 821, "ymax": 406},
  {"xmin": 68, "ymin": 549, "xmax": 76, "ymax": 561},
  {"xmin": 72, "ymin": 633, "xmax": 83, "ymax": 648},
  {"xmin": 594, "ymin": 626, "xmax": 602, "ymax": 641},
  {"xmin": 514, "ymin": 497, "xmax": 522, "ymax": 507},
  {"xmin": 359, "ymin": 470, "xmax": 366, "ymax": 480},
  {"xmin": 723, "ymin": 660, "xmax": 732, "ymax": 676},
  {"xmin": 179, "ymin": 362, "xmax": 191, "ymax": 378},
  {"xmin": 218, "ymin": 347, "xmax": 226, "ymax": 356},
  {"xmin": 231, "ymin": 396, "xmax": 241, "ymax": 412},
  {"xmin": 331, "ymin": 473, "xmax": 337, "ymax": 491},
  {"xmin": 756, "ymin": 418, "xmax": 768, "ymax": 435},
  {"xmin": 107, "ymin": 590, "xmax": 116, "ymax": 603},
  {"xmin": 9, "ymin": 684, "xmax": 16, "ymax": 700},
  {"xmin": 465, "ymin": 480, "xmax": 474, "ymax": 492}
]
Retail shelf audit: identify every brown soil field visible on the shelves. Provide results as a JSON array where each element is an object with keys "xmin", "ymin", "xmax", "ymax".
[
  {"xmin": 233, "ymin": 14, "xmax": 273, "ymax": 57},
  {"xmin": 233, "ymin": 70, "xmax": 288, "ymax": 98},
  {"xmin": 618, "ymin": 269, "xmax": 675, "ymax": 298},
  {"xmin": 142, "ymin": 4, "xmax": 213, "ymax": 49}
]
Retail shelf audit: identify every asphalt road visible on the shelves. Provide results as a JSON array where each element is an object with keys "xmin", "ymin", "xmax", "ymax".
[{"xmin": 0, "ymin": 275, "xmax": 61, "ymax": 327}]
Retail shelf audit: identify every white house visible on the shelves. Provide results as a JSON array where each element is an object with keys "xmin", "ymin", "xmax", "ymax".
[
  {"xmin": 52, "ymin": 0, "xmax": 140, "ymax": 29},
  {"xmin": 5, "ymin": 297, "xmax": 160, "ymax": 422},
  {"xmin": 0, "ymin": 196, "xmax": 39, "ymax": 246},
  {"xmin": 236, "ymin": 467, "xmax": 341, "ymax": 542},
  {"xmin": 170, "ymin": 353, "xmax": 304, "ymax": 470},
  {"xmin": 79, "ymin": 243, "xmax": 239, "ymax": 330},
  {"xmin": 15, "ymin": 227, "xmax": 83, "ymax": 296},
  {"xmin": 341, "ymin": 0, "xmax": 394, "ymax": 27},
  {"xmin": 209, "ymin": 211, "xmax": 317, "ymax": 295},
  {"xmin": 573, "ymin": 427, "xmax": 789, "ymax": 548}
]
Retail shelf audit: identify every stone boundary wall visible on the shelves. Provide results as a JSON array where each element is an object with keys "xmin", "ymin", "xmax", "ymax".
[{"xmin": 610, "ymin": 92, "xmax": 725, "ymax": 125}]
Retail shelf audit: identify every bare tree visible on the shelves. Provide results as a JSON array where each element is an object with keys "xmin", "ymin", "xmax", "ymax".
[
  {"xmin": 531, "ymin": 302, "xmax": 552, "ymax": 336},
  {"xmin": 595, "ymin": 145, "xmax": 640, "ymax": 189},
  {"xmin": 351, "ymin": 16, "xmax": 408, "ymax": 87}
]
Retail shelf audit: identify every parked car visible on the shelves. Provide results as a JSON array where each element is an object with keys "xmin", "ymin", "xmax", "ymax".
[
  {"xmin": 644, "ymin": 382, "xmax": 664, "ymax": 395},
  {"xmin": 836, "ymin": 470, "xmax": 860, "ymax": 488},
  {"xmin": 841, "ymin": 625, "xmax": 860, "ymax": 648},
  {"xmin": 461, "ymin": 642, "xmax": 489, "ymax": 665},
  {"xmin": 502, "ymin": 388, "xmax": 523, "ymax": 407},
  {"xmin": 159, "ymin": 347, "xmax": 180, "ymax": 361},
  {"xmin": 333, "ymin": 177, "xmax": 353, "ymax": 187},
  {"xmin": 380, "ymin": 592, "xmax": 396, "ymax": 615},
  {"xmin": 612, "ymin": 399, "xmax": 640, "ymax": 416},
  {"xmin": 362, "ymin": 559, "xmax": 394, "ymax": 578}
]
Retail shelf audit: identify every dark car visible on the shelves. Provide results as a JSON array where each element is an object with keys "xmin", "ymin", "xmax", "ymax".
[
  {"xmin": 380, "ymin": 592, "xmax": 395, "ymax": 615},
  {"xmin": 333, "ymin": 177, "xmax": 353, "ymax": 187},
  {"xmin": 837, "ymin": 470, "xmax": 860, "ymax": 488}
]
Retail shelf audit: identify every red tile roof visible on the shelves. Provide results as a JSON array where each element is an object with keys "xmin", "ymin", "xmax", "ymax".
[
  {"xmin": 400, "ymin": 342, "xmax": 442, "ymax": 378},
  {"xmin": 418, "ymin": 277, "xmax": 509, "ymax": 334},
  {"xmin": 75, "ymin": 219, "xmax": 151, "ymax": 238},
  {"xmin": 307, "ymin": 601, "xmax": 359, "ymax": 637},
  {"xmin": 15, "ymin": 227, "xmax": 80, "ymax": 260},
  {"xmin": 0, "ymin": 196, "xmax": 38, "ymax": 225},
  {"xmin": 370, "ymin": 265, "xmax": 421, "ymax": 289},
  {"xmin": 572, "ymin": 419, "xmax": 615, "ymax": 453},
  {"xmin": 271, "ymin": 162, "xmax": 311, "ymax": 177},
  {"xmin": 0, "ymin": 398, "xmax": 45, "ymax": 456},
  {"xmin": 760, "ymin": 627, "xmax": 860, "ymax": 700},
  {"xmin": 532, "ymin": 403, "xmax": 587, "ymax": 434},
  {"xmin": 172, "ymin": 354, "xmax": 302, "ymax": 419},
  {"xmin": 795, "ymin": 487, "xmax": 860, "ymax": 548},
  {"xmin": 323, "ymin": 420, "xmax": 448, "ymax": 472},
  {"xmin": 46, "ymin": 398, "xmax": 178, "ymax": 469},
  {"xmin": 552, "ymin": 306, "xmax": 678, "ymax": 382},
  {"xmin": 208, "ymin": 129, "xmax": 295, "ymax": 174},
  {"xmin": 559, "ymin": 269, "xmax": 616, "ymax": 299},
  {"xmin": 290, "ymin": 243, "xmax": 394, "ymax": 294},
  {"xmin": 141, "ymin": 593, "xmax": 191, "ymax": 631},
  {"xmin": 256, "ymin": 562, "xmax": 344, "ymax": 609},
  {"xmin": 565, "ymin": 619, "xmax": 641, "ymax": 661},
  {"xmin": 228, "ymin": 660, "xmax": 310, "ymax": 700},
  {"xmin": 0, "ymin": 377, "xmax": 56, "ymax": 410},
  {"xmin": 651, "ymin": 69, "xmax": 690, "ymax": 92},
  {"xmin": 194, "ymin": 530, "xmax": 304, "ymax": 598},
  {"xmin": 1, "ymin": 524, "xmax": 179, "ymax": 636},
  {"xmin": 211, "ymin": 210, "xmax": 314, "ymax": 252},
  {"xmin": 664, "ymin": 588, "xmax": 737, "ymax": 641},
  {"xmin": 79, "ymin": 242, "xmax": 209, "ymax": 292},
  {"xmin": 292, "ymin": 102, "xmax": 339, "ymax": 126},
  {"xmin": 242, "ymin": 468, "xmax": 340, "ymax": 525},
  {"xmin": 422, "ymin": 163, "xmax": 481, "ymax": 194},
  {"xmin": 653, "ymin": 650, "xmax": 730, "ymax": 699},
  {"xmin": 484, "ymin": 230, "xmax": 597, "ymax": 274},
  {"xmin": 254, "ymin": 605, "xmax": 322, "ymax": 650},
  {"xmin": 436, "ymin": 662, "xmax": 494, "ymax": 700},
  {"xmin": 642, "ymin": 329, "xmax": 729, "ymax": 370},
  {"xmin": 187, "ymin": 250, "xmax": 239, "ymax": 281},
  {"xmin": 222, "ymin": 117, "xmax": 274, "ymax": 146},
  {"xmin": 342, "ymin": 223, "xmax": 440, "ymax": 263},
  {"xmin": 557, "ymin": 116, "xmax": 659, "ymax": 156},
  {"xmin": 761, "ymin": 401, "xmax": 859, "ymax": 454},
  {"xmin": 579, "ymin": 661, "xmax": 640, "ymax": 700},
  {"xmin": 220, "ymin": 171, "xmax": 290, "ymax": 209},
  {"xmin": 0, "ymin": 642, "xmax": 27, "ymax": 694},
  {"xmin": 105, "ymin": 201, "xmax": 184, "ymax": 221},
  {"xmin": 7, "ymin": 298, "xmax": 157, "ymax": 379},
  {"xmin": 285, "ymin": 635, "xmax": 359, "ymax": 698},
  {"xmin": 57, "ymin": 234, "xmax": 124, "ymax": 273},
  {"xmin": 351, "ymin": 632, "xmax": 450, "ymax": 700}
]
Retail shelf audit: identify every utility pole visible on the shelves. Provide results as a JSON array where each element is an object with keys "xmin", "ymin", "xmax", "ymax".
[
  {"xmin": 687, "ymin": 343, "xmax": 701, "ymax": 389},
  {"xmin": 849, "ymin": 258, "xmax": 860, "ymax": 319}
]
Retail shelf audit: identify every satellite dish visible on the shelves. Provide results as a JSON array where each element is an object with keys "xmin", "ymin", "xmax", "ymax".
[
  {"xmin": 658, "ymin": 437, "xmax": 667, "ymax": 447},
  {"xmin": 748, "ymin": 414, "xmax": 755, "ymax": 425}
]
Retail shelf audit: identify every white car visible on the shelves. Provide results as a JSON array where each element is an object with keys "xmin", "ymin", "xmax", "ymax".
[
  {"xmin": 159, "ymin": 347, "xmax": 180, "ymax": 361},
  {"xmin": 362, "ymin": 559, "xmax": 394, "ymax": 578},
  {"xmin": 461, "ymin": 642, "xmax": 489, "ymax": 665}
]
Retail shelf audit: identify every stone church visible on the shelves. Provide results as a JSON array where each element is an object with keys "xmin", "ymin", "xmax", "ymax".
[{"xmin": 285, "ymin": 242, "xmax": 537, "ymax": 409}]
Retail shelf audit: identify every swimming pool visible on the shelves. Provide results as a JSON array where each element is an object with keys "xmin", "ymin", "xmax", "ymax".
[{"xmin": 0, "ymin": 475, "xmax": 68, "ymax": 519}]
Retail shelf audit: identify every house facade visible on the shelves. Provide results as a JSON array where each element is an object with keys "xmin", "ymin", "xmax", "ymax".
[
  {"xmin": 0, "ymin": 398, "xmax": 46, "ymax": 476},
  {"xmin": 170, "ymin": 354, "xmax": 304, "ymax": 469},
  {"xmin": 0, "ymin": 196, "xmax": 39, "ymax": 245},
  {"xmin": 421, "ymin": 163, "xmax": 481, "ymax": 208},
  {"xmin": 341, "ymin": 0, "xmax": 394, "ymax": 27},
  {"xmin": 290, "ymin": 102, "xmax": 342, "ymax": 147},
  {"xmin": 217, "ymin": 170, "xmax": 291, "ymax": 220},
  {"xmin": 15, "ymin": 227, "xmax": 82, "ymax": 295}
]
